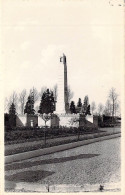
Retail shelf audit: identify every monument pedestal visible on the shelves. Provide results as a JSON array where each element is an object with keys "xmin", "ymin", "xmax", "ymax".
[{"xmin": 56, "ymin": 113, "xmax": 80, "ymax": 128}]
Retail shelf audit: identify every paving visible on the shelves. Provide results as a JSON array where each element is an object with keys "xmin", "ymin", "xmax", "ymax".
[{"xmin": 5, "ymin": 137, "xmax": 121, "ymax": 192}]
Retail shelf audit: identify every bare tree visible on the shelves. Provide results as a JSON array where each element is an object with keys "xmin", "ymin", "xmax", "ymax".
[
  {"xmin": 109, "ymin": 88, "xmax": 118, "ymax": 117},
  {"xmin": 114, "ymin": 101, "xmax": 120, "ymax": 117},
  {"xmin": 4, "ymin": 91, "xmax": 18, "ymax": 113},
  {"xmin": 11, "ymin": 91, "xmax": 18, "ymax": 106},
  {"xmin": 30, "ymin": 87, "xmax": 39, "ymax": 103},
  {"xmin": 67, "ymin": 85, "xmax": 74, "ymax": 103},
  {"xmin": 98, "ymin": 103, "xmax": 104, "ymax": 115},
  {"xmin": 4, "ymin": 97, "xmax": 10, "ymax": 113},
  {"xmin": 104, "ymin": 99, "xmax": 112, "ymax": 116},
  {"xmin": 53, "ymin": 84, "xmax": 58, "ymax": 101},
  {"xmin": 19, "ymin": 89, "xmax": 27, "ymax": 114},
  {"xmin": 91, "ymin": 101, "xmax": 96, "ymax": 114}
]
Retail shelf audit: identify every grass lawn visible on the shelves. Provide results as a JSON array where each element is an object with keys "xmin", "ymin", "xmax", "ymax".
[{"xmin": 5, "ymin": 128, "xmax": 121, "ymax": 156}]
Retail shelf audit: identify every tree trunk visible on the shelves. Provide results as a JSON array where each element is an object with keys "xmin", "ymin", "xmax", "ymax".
[{"xmin": 44, "ymin": 121, "xmax": 47, "ymax": 146}]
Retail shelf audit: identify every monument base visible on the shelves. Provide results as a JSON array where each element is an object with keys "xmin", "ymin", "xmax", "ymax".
[
  {"xmin": 15, "ymin": 113, "xmax": 96, "ymax": 128},
  {"xmin": 56, "ymin": 113, "xmax": 80, "ymax": 128},
  {"xmin": 54, "ymin": 113, "xmax": 95, "ymax": 128}
]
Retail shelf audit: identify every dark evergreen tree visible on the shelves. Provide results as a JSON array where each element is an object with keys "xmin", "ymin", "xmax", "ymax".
[
  {"xmin": 38, "ymin": 89, "xmax": 55, "ymax": 114},
  {"xmin": 8, "ymin": 103, "xmax": 16, "ymax": 127},
  {"xmin": 24, "ymin": 95, "xmax": 35, "ymax": 115},
  {"xmin": 82, "ymin": 96, "xmax": 89, "ymax": 113},
  {"xmin": 9, "ymin": 103, "xmax": 16, "ymax": 115},
  {"xmin": 70, "ymin": 101, "xmax": 76, "ymax": 113},
  {"xmin": 86, "ymin": 104, "xmax": 91, "ymax": 115},
  {"xmin": 82, "ymin": 95, "xmax": 91, "ymax": 115},
  {"xmin": 77, "ymin": 98, "xmax": 82, "ymax": 107}
]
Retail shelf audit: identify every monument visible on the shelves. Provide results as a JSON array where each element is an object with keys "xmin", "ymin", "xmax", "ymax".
[
  {"xmin": 54, "ymin": 54, "xmax": 95, "ymax": 128},
  {"xmin": 54, "ymin": 54, "xmax": 79, "ymax": 127},
  {"xmin": 55, "ymin": 53, "xmax": 70, "ymax": 114}
]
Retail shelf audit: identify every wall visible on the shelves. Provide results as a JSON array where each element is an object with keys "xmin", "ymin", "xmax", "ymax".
[
  {"xmin": 51, "ymin": 115, "xmax": 59, "ymax": 127},
  {"xmin": 93, "ymin": 116, "xmax": 98, "ymax": 128},
  {"xmin": 27, "ymin": 114, "xmax": 38, "ymax": 127},
  {"xmin": 86, "ymin": 115, "xmax": 93, "ymax": 123},
  {"xmin": 15, "ymin": 113, "xmax": 97, "ymax": 128},
  {"xmin": 38, "ymin": 115, "xmax": 51, "ymax": 127},
  {"xmin": 58, "ymin": 114, "xmax": 79, "ymax": 127},
  {"xmin": 16, "ymin": 114, "xmax": 27, "ymax": 127}
]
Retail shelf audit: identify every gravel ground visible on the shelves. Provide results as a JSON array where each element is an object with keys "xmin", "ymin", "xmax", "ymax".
[{"xmin": 5, "ymin": 137, "xmax": 121, "ymax": 188}]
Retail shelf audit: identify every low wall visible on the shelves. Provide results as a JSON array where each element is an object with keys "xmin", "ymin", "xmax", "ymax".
[
  {"xmin": 58, "ymin": 114, "xmax": 79, "ymax": 127},
  {"xmin": 86, "ymin": 115, "xmax": 93, "ymax": 123},
  {"xmin": 15, "ymin": 114, "xmax": 96, "ymax": 128},
  {"xmin": 27, "ymin": 114, "xmax": 38, "ymax": 127},
  {"xmin": 16, "ymin": 114, "xmax": 38, "ymax": 127},
  {"xmin": 5, "ymin": 133, "xmax": 121, "ymax": 164},
  {"xmin": 38, "ymin": 116, "xmax": 51, "ymax": 127},
  {"xmin": 51, "ymin": 115, "xmax": 59, "ymax": 127},
  {"xmin": 16, "ymin": 115, "xmax": 27, "ymax": 127}
]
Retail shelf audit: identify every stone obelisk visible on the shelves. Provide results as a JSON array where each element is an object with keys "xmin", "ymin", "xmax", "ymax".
[{"xmin": 55, "ymin": 54, "xmax": 69, "ymax": 114}]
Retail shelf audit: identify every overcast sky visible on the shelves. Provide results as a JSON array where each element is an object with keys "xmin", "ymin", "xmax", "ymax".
[{"xmin": 2, "ymin": 0, "xmax": 123, "ymax": 106}]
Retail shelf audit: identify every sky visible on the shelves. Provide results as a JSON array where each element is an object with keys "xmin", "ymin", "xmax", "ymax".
[{"xmin": 2, "ymin": 0, "xmax": 124, "ymax": 108}]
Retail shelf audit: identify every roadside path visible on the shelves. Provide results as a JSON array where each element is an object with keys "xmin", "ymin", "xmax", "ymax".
[{"xmin": 5, "ymin": 127, "xmax": 120, "ymax": 156}]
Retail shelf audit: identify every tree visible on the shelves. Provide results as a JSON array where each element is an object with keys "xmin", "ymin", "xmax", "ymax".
[
  {"xmin": 114, "ymin": 101, "xmax": 120, "ymax": 116},
  {"xmin": 9, "ymin": 103, "xmax": 16, "ymax": 127},
  {"xmin": 91, "ymin": 101, "xmax": 96, "ymax": 114},
  {"xmin": 19, "ymin": 89, "xmax": 27, "ymax": 115},
  {"xmin": 11, "ymin": 91, "xmax": 18, "ymax": 106},
  {"xmin": 98, "ymin": 103, "xmax": 104, "ymax": 115},
  {"xmin": 67, "ymin": 85, "xmax": 74, "ymax": 104},
  {"xmin": 77, "ymin": 98, "xmax": 82, "ymax": 107},
  {"xmin": 30, "ymin": 87, "xmax": 39, "ymax": 103},
  {"xmin": 70, "ymin": 101, "xmax": 76, "ymax": 113},
  {"xmin": 86, "ymin": 105, "xmax": 91, "ymax": 115},
  {"xmin": 24, "ymin": 95, "xmax": 35, "ymax": 115},
  {"xmin": 38, "ymin": 89, "xmax": 55, "ymax": 114},
  {"xmin": 83, "ymin": 96, "xmax": 89, "ymax": 110},
  {"xmin": 39, "ymin": 86, "xmax": 47, "ymax": 99},
  {"xmin": 9, "ymin": 103, "xmax": 16, "ymax": 115},
  {"xmin": 38, "ymin": 89, "xmax": 55, "ymax": 145},
  {"xmin": 104, "ymin": 99, "xmax": 112, "ymax": 116},
  {"xmin": 5, "ymin": 91, "xmax": 18, "ymax": 113},
  {"xmin": 4, "ymin": 97, "xmax": 10, "ymax": 113},
  {"xmin": 109, "ymin": 88, "xmax": 118, "ymax": 117},
  {"xmin": 82, "ymin": 95, "xmax": 91, "ymax": 115}
]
